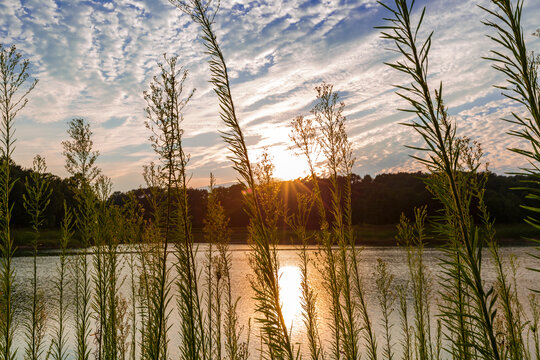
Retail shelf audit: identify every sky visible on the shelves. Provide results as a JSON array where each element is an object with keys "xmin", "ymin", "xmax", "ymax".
[{"xmin": 1, "ymin": 0, "xmax": 539, "ymax": 191}]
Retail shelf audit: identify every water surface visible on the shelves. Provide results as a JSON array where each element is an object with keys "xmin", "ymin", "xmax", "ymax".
[{"xmin": 12, "ymin": 245, "xmax": 540, "ymax": 359}]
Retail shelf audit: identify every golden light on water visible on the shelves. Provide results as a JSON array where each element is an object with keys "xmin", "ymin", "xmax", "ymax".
[{"xmin": 278, "ymin": 266, "xmax": 303, "ymax": 327}]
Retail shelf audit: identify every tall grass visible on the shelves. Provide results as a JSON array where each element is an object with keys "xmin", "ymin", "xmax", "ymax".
[
  {"xmin": 380, "ymin": 1, "xmax": 507, "ymax": 359},
  {"xmin": 205, "ymin": 174, "xmax": 250, "ymax": 360},
  {"xmin": 375, "ymin": 258, "xmax": 396, "ymax": 360},
  {"xmin": 143, "ymin": 53, "xmax": 210, "ymax": 360},
  {"xmin": 314, "ymin": 83, "xmax": 367, "ymax": 360},
  {"xmin": 50, "ymin": 202, "xmax": 73, "ymax": 360},
  {"xmin": 62, "ymin": 118, "xmax": 100, "ymax": 360},
  {"xmin": 396, "ymin": 208, "xmax": 433, "ymax": 360},
  {"xmin": 290, "ymin": 83, "xmax": 379, "ymax": 360},
  {"xmin": 286, "ymin": 190, "xmax": 323, "ymax": 360},
  {"xmin": 22, "ymin": 155, "xmax": 52, "ymax": 360},
  {"xmin": 289, "ymin": 115, "xmax": 342, "ymax": 360},
  {"xmin": 379, "ymin": 1, "xmax": 539, "ymax": 360},
  {"xmin": 120, "ymin": 193, "xmax": 144, "ymax": 360},
  {"xmin": 138, "ymin": 163, "xmax": 172, "ymax": 360},
  {"xmin": 396, "ymin": 283, "xmax": 412, "ymax": 360},
  {"xmin": 62, "ymin": 118, "xmax": 130, "ymax": 360},
  {"xmin": 0, "ymin": 44, "xmax": 37, "ymax": 360},
  {"xmin": 92, "ymin": 174, "xmax": 122, "ymax": 360},
  {"xmin": 481, "ymin": 0, "xmax": 540, "ymax": 290},
  {"xmin": 169, "ymin": 1, "xmax": 295, "ymax": 358}
]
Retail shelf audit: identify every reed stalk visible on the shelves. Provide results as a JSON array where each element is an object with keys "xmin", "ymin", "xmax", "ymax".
[
  {"xmin": 92, "ymin": 176, "xmax": 108, "ymax": 360},
  {"xmin": 481, "ymin": 0, "xmax": 540, "ymax": 292},
  {"xmin": 396, "ymin": 208, "xmax": 432, "ymax": 360},
  {"xmin": 138, "ymin": 163, "xmax": 171, "ymax": 360},
  {"xmin": 205, "ymin": 173, "xmax": 250, "ymax": 360},
  {"xmin": 379, "ymin": 1, "xmax": 506, "ymax": 358},
  {"xmin": 204, "ymin": 175, "xmax": 221, "ymax": 360},
  {"xmin": 92, "ymin": 174, "xmax": 122, "ymax": 360},
  {"xmin": 50, "ymin": 202, "xmax": 73, "ymax": 360},
  {"xmin": 62, "ymin": 117, "xmax": 99, "ymax": 360},
  {"xmin": 396, "ymin": 284, "xmax": 412, "ymax": 360},
  {"xmin": 529, "ymin": 294, "xmax": 540, "ymax": 359},
  {"xmin": 286, "ymin": 191, "xmax": 323, "ymax": 360},
  {"xmin": 22, "ymin": 155, "xmax": 52, "ymax": 360},
  {"xmin": 121, "ymin": 193, "xmax": 144, "ymax": 360},
  {"xmin": 0, "ymin": 44, "xmax": 37, "ymax": 360},
  {"xmin": 205, "ymin": 175, "xmax": 217, "ymax": 360},
  {"xmin": 169, "ymin": 1, "xmax": 294, "ymax": 358},
  {"xmin": 375, "ymin": 259, "xmax": 396, "ymax": 360},
  {"xmin": 434, "ymin": 320, "xmax": 442, "ymax": 360}
]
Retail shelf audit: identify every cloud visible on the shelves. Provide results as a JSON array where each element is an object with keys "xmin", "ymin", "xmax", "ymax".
[{"xmin": 1, "ymin": 0, "xmax": 539, "ymax": 191}]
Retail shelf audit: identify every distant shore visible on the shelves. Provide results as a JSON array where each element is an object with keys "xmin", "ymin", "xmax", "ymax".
[{"xmin": 12, "ymin": 223, "xmax": 539, "ymax": 256}]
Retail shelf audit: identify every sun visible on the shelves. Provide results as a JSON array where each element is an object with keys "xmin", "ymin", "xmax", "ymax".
[
  {"xmin": 266, "ymin": 147, "xmax": 310, "ymax": 181},
  {"xmin": 278, "ymin": 266, "xmax": 303, "ymax": 327}
]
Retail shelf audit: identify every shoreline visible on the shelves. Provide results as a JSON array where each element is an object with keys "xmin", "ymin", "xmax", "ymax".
[{"xmin": 12, "ymin": 223, "xmax": 538, "ymax": 256}]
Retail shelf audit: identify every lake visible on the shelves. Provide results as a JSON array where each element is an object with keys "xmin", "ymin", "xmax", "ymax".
[{"xmin": 11, "ymin": 245, "xmax": 540, "ymax": 359}]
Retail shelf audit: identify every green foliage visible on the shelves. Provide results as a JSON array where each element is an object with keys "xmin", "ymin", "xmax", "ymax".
[
  {"xmin": 23, "ymin": 156, "xmax": 52, "ymax": 233},
  {"xmin": 170, "ymin": 1, "xmax": 295, "ymax": 358},
  {"xmin": 377, "ymin": 1, "xmax": 526, "ymax": 359},
  {"xmin": 22, "ymin": 155, "xmax": 52, "ymax": 360},
  {"xmin": 0, "ymin": 43, "xmax": 37, "ymax": 360},
  {"xmin": 3, "ymin": 163, "xmax": 536, "ymax": 233},
  {"xmin": 50, "ymin": 202, "xmax": 73, "ymax": 360},
  {"xmin": 396, "ymin": 208, "xmax": 433, "ymax": 360},
  {"xmin": 62, "ymin": 118, "xmax": 100, "ymax": 185},
  {"xmin": 92, "ymin": 175, "xmax": 124, "ymax": 360},
  {"xmin": 481, "ymin": 0, "xmax": 540, "ymax": 290},
  {"xmin": 375, "ymin": 259, "xmax": 396, "ymax": 360},
  {"xmin": 62, "ymin": 117, "xmax": 100, "ymax": 360},
  {"xmin": 205, "ymin": 174, "xmax": 250, "ymax": 360}
]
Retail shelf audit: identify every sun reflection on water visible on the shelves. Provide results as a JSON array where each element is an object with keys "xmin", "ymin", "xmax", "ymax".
[{"xmin": 278, "ymin": 266, "xmax": 303, "ymax": 328}]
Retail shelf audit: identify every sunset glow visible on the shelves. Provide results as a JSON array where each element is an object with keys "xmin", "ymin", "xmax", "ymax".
[
  {"xmin": 2, "ymin": 0, "xmax": 537, "ymax": 190},
  {"xmin": 268, "ymin": 148, "xmax": 310, "ymax": 181}
]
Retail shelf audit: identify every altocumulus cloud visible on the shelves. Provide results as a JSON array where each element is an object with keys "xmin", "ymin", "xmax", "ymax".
[{"xmin": 0, "ymin": 0, "xmax": 539, "ymax": 190}]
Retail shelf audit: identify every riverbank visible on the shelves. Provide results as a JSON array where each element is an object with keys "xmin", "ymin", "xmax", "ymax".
[{"xmin": 12, "ymin": 223, "xmax": 539, "ymax": 255}]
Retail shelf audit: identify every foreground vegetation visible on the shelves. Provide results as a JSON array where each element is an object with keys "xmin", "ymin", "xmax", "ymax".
[{"xmin": 0, "ymin": 0, "xmax": 539, "ymax": 360}]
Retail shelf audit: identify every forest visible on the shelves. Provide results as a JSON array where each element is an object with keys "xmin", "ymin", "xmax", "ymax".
[{"xmin": 8, "ymin": 162, "xmax": 533, "ymax": 230}]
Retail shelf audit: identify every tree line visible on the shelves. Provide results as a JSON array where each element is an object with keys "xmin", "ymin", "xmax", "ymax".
[{"xmin": 10, "ymin": 161, "xmax": 530, "ymax": 229}]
